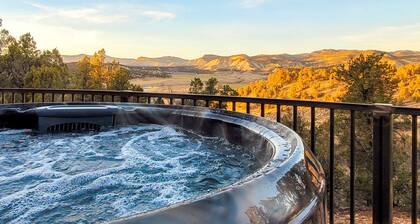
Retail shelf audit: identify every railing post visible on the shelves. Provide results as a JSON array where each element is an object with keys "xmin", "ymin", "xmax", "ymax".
[
  {"xmin": 350, "ymin": 110, "xmax": 356, "ymax": 224},
  {"xmin": 121, "ymin": 94, "xmax": 129, "ymax": 102},
  {"xmin": 372, "ymin": 104, "xmax": 393, "ymax": 224},
  {"xmin": 411, "ymin": 115, "xmax": 417, "ymax": 224},
  {"xmin": 293, "ymin": 106, "xmax": 298, "ymax": 131},
  {"xmin": 260, "ymin": 103, "xmax": 265, "ymax": 117},
  {"xmin": 329, "ymin": 108, "xmax": 335, "ymax": 224},
  {"xmin": 310, "ymin": 107, "xmax": 316, "ymax": 153}
]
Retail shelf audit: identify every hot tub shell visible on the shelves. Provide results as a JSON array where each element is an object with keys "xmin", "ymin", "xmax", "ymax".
[{"xmin": 0, "ymin": 103, "xmax": 326, "ymax": 224}]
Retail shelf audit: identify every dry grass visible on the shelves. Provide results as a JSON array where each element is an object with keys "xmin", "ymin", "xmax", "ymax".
[
  {"xmin": 130, "ymin": 71, "xmax": 267, "ymax": 93},
  {"xmin": 331, "ymin": 209, "xmax": 419, "ymax": 224}
]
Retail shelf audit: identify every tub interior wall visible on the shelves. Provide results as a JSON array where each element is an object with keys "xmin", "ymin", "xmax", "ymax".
[
  {"xmin": 0, "ymin": 110, "xmax": 38, "ymax": 129},
  {"xmin": 0, "ymin": 104, "xmax": 274, "ymax": 168},
  {"xmin": 114, "ymin": 110, "xmax": 274, "ymax": 167}
]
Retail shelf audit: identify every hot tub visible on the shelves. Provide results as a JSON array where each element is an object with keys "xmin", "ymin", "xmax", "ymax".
[{"xmin": 0, "ymin": 103, "xmax": 325, "ymax": 224}]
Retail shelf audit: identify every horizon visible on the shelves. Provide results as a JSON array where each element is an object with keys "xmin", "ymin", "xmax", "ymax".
[
  {"xmin": 1, "ymin": 0, "xmax": 420, "ymax": 59},
  {"xmin": 62, "ymin": 48, "xmax": 420, "ymax": 60}
]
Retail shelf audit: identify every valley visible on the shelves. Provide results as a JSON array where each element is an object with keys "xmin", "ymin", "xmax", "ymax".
[{"xmin": 130, "ymin": 71, "xmax": 267, "ymax": 93}]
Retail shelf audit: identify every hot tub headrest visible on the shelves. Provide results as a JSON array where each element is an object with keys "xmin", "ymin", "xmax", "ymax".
[{"xmin": 31, "ymin": 105, "xmax": 121, "ymax": 117}]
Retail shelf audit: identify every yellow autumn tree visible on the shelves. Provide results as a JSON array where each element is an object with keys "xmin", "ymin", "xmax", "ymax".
[
  {"xmin": 72, "ymin": 49, "xmax": 142, "ymax": 91},
  {"xmin": 238, "ymin": 67, "xmax": 347, "ymax": 102},
  {"xmin": 88, "ymin": 49, "xmax": 106, "ymax": 89},
  {"xmin": 395, "ymin": 64, "xmax": 420, "ymax": 103}
]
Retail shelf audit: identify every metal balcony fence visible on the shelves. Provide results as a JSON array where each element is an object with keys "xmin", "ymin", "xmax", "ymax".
[{"xmin": 0, "ymin": 88, "xmax": 419, "ymax": 224}]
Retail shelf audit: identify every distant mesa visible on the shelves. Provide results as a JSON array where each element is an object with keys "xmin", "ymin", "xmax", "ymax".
[{"xmin": 62, "ymin": 49, "xmax": 420, "ymax": 72}]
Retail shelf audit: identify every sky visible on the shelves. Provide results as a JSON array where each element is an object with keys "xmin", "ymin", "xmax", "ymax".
[{"xmin": 1, "ymin": 0, "xmax": 420, "ymax": 59}]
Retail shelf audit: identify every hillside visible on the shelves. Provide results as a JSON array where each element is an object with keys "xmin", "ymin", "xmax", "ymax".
[
  {"xmin": 62, "ymin": 54, "xmax": 140, "ymax": 66},
  {"xmin": 136, "ymin": 56, "xmax": 188, "ymax": 67},
  {"xmin": 238, "ymin": 64, "xmax": 419, "ymax": 105},
  {"xmin": 63, "ymin": 49, "xmax": 420, "ymax": 72},
  {"xmin": 191, "ymin": 54, "xmax": 263, "ymax": 72}
]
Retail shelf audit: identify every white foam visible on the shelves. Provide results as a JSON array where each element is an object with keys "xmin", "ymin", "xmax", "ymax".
[
  {"xmin": 0, "ymin": 129, "xmax": 31, "ymax": 135},
  {"xmin": 0, "ymin": 125, "xmax": 255, "ymax": 223}
]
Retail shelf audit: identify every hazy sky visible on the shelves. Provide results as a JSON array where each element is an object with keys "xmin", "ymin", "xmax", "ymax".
[{"xmin": 1, "ymin": 0, "xmax": 420, "ymax": 58}]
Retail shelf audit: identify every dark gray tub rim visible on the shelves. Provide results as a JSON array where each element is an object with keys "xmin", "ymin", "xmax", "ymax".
[{"xmin": 0, "ymin": 102, "xmax": 326, "ymax": 223}]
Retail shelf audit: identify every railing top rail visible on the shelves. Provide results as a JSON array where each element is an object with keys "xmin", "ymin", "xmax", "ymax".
[{"xmin": 1, "ymin": 88, "xmax": 419, "ymax": 115}]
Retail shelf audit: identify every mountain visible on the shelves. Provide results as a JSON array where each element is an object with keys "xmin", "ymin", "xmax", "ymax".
[
  {"xmin": 62, "ymin": 54, "xmax": 140, "ymax": 66},
  {"xmin": 63, "ymin": 55, "xmax": 189, "ymax": 67},
  {"xmin": 63, "ymin": 49, "xmax": 420, "ymax": 72},
  {"xmin": 136, "ymin": 56, "xmax": 189, "ymax": 67},
  {"xmin": 248, "ymin": 49, "xmax": 420, "ymax": 68},
  {"xmin": 295, "ymin": 49, "xmax": 420, "ymax": 67},
  {"xmin": 191, "ymin": 54, "xmax": 263, "ymax": 71},
  {"xmin": 63, "ymin": 54, "xmax": 189, "ymax": 67}
]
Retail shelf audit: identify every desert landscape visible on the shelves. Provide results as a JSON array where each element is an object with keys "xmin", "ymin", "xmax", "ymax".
[{"xmin": 130, "ymin": 71, "xmax": 267, "ymax": 93}]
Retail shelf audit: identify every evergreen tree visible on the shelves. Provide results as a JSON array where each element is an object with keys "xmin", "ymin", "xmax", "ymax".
[
  {"xmin": 108, "ymin": 66, "xmax": 131, "ymax": 90},
  {"xmin": 204, "ymin": 77, "xmax": 218, "ymax": 95},
  {"xmin": 220, "ymin": 84, "xmax": 238, "ymax": 96},
  {"xmin": 336, "ymin": 53, "xmax": 397, "ymax": 103},
  {"xmin": 0, "ymin": 29, "xmax": 13, "ymax": 54},
  {"xmin": 333, "ymin": 53, "xmax": 406, "ymax": 207},
  {"xmin": 72, "ymin": 55, "xmax": 92, "ymax": 89},
  {"xmin": 0, "ymin": 32, "xmax": 39, "ymax": 87},
  {"xmin": 189, "ymin": 77, "xmax": 204, "ymax": 94},
  {"xmin": 24, "ymin": 49, "xmax": 69, "ymax": 88}
]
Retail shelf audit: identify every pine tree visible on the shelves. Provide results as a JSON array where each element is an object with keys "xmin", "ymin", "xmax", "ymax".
[
  {"xmin": 204, "ymin": 77, "xmax": 218, "ymax": 95},
  {"xmin": 189, "ymin": 77, "xmax": 204, "ymax": 94}
]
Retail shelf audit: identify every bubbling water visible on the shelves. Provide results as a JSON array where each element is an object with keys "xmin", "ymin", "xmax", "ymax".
[{"xmin": 0, "ymin": 125, "xmax": 257, "ymax": 223}]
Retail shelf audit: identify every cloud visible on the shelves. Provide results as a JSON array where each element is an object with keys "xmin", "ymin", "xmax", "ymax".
[
  {"xmin": 3, "ymin": 16, "xmax": 105, "ymax": 53},
  {"xmin": 1, "ymin": 1, "xmax": 179, "ymax": 57},
  {"xmin": 240, "ymin": 0, "xmax": 267, "ymax": 8},
  {"xmin": 141, "ymin": 10, "xmax": 176, "ymax": 20},
  {"xmin": 338, "ymin": 23, "xmax": 420, "ymax": 51},
  {"xmin": 24, "ymin": 1, "xmax": 127, "ymax": 23},
  {"xmin": 24, "ymin": 1, "xmax": 176, "ymax": 24}
]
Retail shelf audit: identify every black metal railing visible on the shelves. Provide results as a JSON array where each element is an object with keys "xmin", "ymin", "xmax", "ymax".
[{"xmin": 0, "ymin": 88, "xmax": 419, "ymax": 224}]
